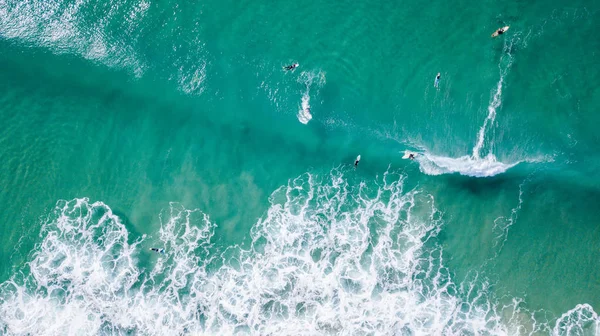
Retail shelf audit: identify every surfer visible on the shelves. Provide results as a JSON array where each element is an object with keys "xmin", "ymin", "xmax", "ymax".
[
  {"xmin": 408, "ymin": 153, "xmax": 415, "ymax": 160},
  {"xmin": 354, "ymin": 155, "xmax": 361, "ymax": 167},
  {"xmin": 434, "ymin": 73, "xmax": 441, "ymax": 88},
  {"xmin": 492, "ymin": 26, "xmax": 509, "ymax": 37},
  {"xmin": 284, "ymin": 63, "xmax": 298, "ymax": 71},
  {"xmin": 150, "ymin": 248, "xmax": 165, "ymax": 254}
]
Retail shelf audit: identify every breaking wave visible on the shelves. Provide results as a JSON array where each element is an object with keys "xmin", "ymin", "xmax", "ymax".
[
  {"xmin": 0, "ymin": 169, "xmax": 596, "ymax": 335},
  {"xmin": 412, "ymin": 36, "xmax": 522, "ymax": 178}
]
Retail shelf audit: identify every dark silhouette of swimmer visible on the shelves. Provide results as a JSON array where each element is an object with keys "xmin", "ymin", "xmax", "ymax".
[
  {"xmin": 150, "ymin": 248, "xmax": 165, "ymax": 254},
  {"xmin": 284, "ymin": 63, "xmax": 298, "ymax": 70},
  {"xmin": 494, "ymin": 27, "xmax": 507, "ymax": 36}
]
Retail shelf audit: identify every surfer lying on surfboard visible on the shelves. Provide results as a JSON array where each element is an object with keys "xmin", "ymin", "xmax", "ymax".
[
  {"xmin": 492, "ymin": 26, "xmax": 509, "ymax": 37},
  {"xmin": 284, "ymin": 63, "xmax": 299, "ymax": 70}
]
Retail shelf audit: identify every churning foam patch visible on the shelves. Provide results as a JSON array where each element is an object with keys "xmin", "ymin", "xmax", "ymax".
[
  {"xmin": 297, "ymin": 91, "xmax": 312, "ymax": 124},
  {"xmin": 0, "ymin": 170, "xmax": 597, "ymax": 335},
  {"xmin": 414, "ymin": 152, "xmax": 519, "ymax": 177},
  {"xmin": 554, "ymin": 304, "xmax": 600, "ymax": 335},
  {"xmin": 295, "ymin": 70, "xmax": 326, "ymax": 124}
]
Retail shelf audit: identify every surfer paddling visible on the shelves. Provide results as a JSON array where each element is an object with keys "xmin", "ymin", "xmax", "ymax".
[
  {"xmin": 492, "ymin": 26, "xmax": 509, "ymax": 37},
  {"xmin": 284, "ymin": 63, "xmax": 299, "ymax": 71},
  {"xmin": 434, "ymin": 73, "xmax": 441, "ymax": 88},
  {"xmin": 354, "ymin": 155, "xmax": 361, "ymax": 167}
]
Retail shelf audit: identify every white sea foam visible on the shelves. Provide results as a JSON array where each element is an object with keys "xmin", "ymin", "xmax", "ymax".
[
  {"xmin": 0, "ymin": 0, "xmax": 147, "ymax": 75},
  {"xmin": 413, "ymin": 38, "xmax": 520, "ymax": 178},
  {"xmin": 297, "ymin": 91, "xmax": 312, "ymax": 124},
  {"xmin": 414, "ymin": 152, "xmax": 518, "ymax": 177},
  {"xmin": 472, "ymin": 69, "xmax": 505, "ymax": 160},
  {"xmin": 0, "ymin": 170, "xmax": 596, "ymax": 335},
  {"xmin": 554, "ymin": 304, "xmax": 600, "ymax": 335},
  {"xmin": 296, "ymin": 70, "xmax": 326, "ymax": 124}
]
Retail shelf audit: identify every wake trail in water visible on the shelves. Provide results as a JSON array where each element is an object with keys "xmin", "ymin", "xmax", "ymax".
[
  {"xmin": 296, "ymin": 70, "xmax": 325, "ymax": 124},
  {"xmin": 491, "ymin": 176, "xmax": 529, "ymax": 255},
  {"xmin": 298, "ymin": 90, "xmax": 312, "ymax": 124},
  {"xmin": 414, "ymin": 38, "xmax": 521, "ymax": 178},
  {"xmin": 0, "ymin": 169, "xmax": 597, "ymax": 335},
  {"xmin": 473, "ymin": 72, "xmax": 505, "ymax": 160}
]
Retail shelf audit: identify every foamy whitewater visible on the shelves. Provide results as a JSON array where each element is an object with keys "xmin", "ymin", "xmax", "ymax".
[
  {"xmin": 0, "ymin": 169, "xmax": 596, "ymax": 335},
  {"xmin": 414, "ymin": 153, "xmax": 517, "ymax": 178},
  {"xmin": 298, "ymin": 92, "xmax": 312, "ymax": 124},
  {"xmin": 296, "ymin": 70, "xmax": 325, "ymax": 124},
  {"xmin": 412, "ymin": 38, "xmax": 521, "ymax": 178}
]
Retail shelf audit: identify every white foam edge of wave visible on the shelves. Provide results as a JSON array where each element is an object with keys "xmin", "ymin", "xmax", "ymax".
[
  {"xmin": 406, "ymin": 149, "xmax": 554, "ymax": 178},
  {"xmin": 0, "ymin": 169, "xmax": 597, "ymax": 335},
  {"xmin": 414, "ymin": 152, "xmax": 519, "ymax": 177}
]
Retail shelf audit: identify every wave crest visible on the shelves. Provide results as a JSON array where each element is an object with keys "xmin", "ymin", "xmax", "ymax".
[{"xmin": 414, "ymin": 152, "xmax": 518, "ymax": 177}]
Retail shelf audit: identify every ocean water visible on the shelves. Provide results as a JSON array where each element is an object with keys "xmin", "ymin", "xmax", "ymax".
[{"xmin": 0, "ymin": 0, "xmax": 599, "ymax": 334}]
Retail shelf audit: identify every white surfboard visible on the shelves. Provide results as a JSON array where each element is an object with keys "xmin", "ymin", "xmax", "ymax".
[{"xmin": 491, "ymin": 26, "xmax": 509, "ymax": 37}]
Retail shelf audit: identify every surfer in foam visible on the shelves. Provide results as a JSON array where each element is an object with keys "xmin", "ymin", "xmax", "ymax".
[
  {"xmin": 150, "ymin": 248, "xmax": 165, "ymax": 254},
  {"xmin": 403, "ymin": 151, "xmax": 417, "ymax": 160}
]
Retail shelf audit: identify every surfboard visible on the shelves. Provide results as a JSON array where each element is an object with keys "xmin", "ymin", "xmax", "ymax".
[
  {"xmin": 491, "ymin": 26, "xmax": 509, "ymax": 37},
  {"xmin": 283, "ymin": 63, "xmax": 299, "ymax": 70},
  {"xmin": 402, "ymin": 151, "xmax": 418, "ymax": 159}
]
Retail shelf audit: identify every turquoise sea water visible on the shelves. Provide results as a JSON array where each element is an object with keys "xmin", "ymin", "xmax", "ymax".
[{"xmin": 0, "ymin": 0, "xmax": 599, "ymax": 334}]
